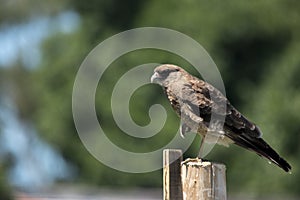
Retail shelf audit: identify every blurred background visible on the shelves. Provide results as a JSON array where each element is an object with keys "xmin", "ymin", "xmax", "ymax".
[{"xmin": 0, "ymin": 0, "xmax": 300, "ymax": 199}]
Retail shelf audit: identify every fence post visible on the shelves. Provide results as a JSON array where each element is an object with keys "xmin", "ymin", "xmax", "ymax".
[
  {"xmin": 181, "ymin": 158, "xmax": 227, "ymax": 200},
  {"xmin": 163, "ymin": 149, "xmax": 183, "ymax": 200},
  {"xmin": 163, "ymin": 149, "xmax": 227, "ymax": 200}
]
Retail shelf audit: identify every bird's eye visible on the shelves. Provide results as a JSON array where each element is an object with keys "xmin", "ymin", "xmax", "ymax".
[{"xmin": 160, "ymin": 71, "xmax": 170, "ymax": 77}]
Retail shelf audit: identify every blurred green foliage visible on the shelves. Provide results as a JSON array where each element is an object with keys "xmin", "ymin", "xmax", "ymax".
[
  {"xmin": 0, "ymin": 164, "xmax": 12, "ymax": 200},
  {"xmin": 1, "ymin": 0, "xmax": 300, "ymax": 197},
  {"xmin": 0, "ymin": 176, "xmax": 12, "ymax": 200}
]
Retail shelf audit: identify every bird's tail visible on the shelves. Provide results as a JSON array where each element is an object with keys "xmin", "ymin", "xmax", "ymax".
[{"xmin": 231, "ymin": 133, "xmax": 291, "ymax": 172}]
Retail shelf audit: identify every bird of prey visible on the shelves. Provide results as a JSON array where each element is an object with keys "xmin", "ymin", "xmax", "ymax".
[{"xmin": 150, "ymin": 64, "xmax": 291, "ymax": 172}]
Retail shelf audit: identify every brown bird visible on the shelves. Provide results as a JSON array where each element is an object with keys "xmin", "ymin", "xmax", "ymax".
[{"xmin": 151, "ymin": 64, "xmax": 291, "ymax": 172}]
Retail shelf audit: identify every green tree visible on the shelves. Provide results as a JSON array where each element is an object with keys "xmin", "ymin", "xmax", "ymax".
[
  {"xmin": 0, "ymin": 170, "xmax": 12, "ymax": 200},
  {"xmin": 137, "ymin": 0, "xmax": 300, "ymax": 195},
  {"xmin": 2, "ymin": 0, "xmax": 300, "ymax": 197}
]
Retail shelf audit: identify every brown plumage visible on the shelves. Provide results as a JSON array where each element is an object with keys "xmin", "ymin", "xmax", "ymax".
[{"xmin": 151, "ymin": 64, "xmax": 291, "ymax": 172}]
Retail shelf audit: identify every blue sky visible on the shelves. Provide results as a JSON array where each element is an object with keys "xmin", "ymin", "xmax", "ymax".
[
  {"xmin": 0, "ymin": 101, "xmax": 75, "ymax": 190},
  {"xmin": 0, "ymin": 10, "xmax": 80, "ymax": 190},
  {"xmin": 0, "ymin": 10, "xmax": 80, "ymax": 68}
]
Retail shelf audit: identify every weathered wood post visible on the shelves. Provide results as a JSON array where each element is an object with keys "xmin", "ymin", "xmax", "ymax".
[
  {"xmin": 163, "ymin": 149, "xmax": 227, "ymax": 200},
  {"xmin": 181, "ymin": 158, "xmax": 227, "ymax": 200},
  {"xmin": 163, "ymin": 149, "xmax": 183, "ymax": 200}
]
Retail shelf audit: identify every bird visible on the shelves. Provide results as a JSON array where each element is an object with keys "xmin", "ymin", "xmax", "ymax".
[{"xmin": 150, "ymin": 64, "xmax": 291, "ymax": 172}]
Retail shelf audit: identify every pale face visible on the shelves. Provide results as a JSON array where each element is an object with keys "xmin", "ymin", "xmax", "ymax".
[{"xmin": 150, "ymin": 64, "xmax": 183, "ymax": 86}]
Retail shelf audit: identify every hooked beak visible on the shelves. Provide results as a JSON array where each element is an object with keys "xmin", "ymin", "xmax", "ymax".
[{"xmin": 150, "ymin": 72, "xmax": 160, "ymax": 84}]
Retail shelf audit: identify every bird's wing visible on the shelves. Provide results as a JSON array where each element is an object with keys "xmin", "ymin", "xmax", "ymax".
[
  {"xmin": 179, "ymin": 122, "xmax": 191, "ymax": 138},
  {"xmin": 185, "ymin": 76, "xmax": 261, "ymax": 136},
  {"xmin": 182, "ymin": 75, "xmax": 291, "ymax": 172},
  {"xmin": 164, "ymin": 85, "xmax": 204, "ymax": 137}
]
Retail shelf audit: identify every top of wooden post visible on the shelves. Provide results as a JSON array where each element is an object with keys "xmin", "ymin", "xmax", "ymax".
[
  {"xmin": 163, "ymin": 149, "xmax": 183, "ymax": 200},
  {"xmin": 163, "ymin": 149, "xmax": 227, "ymax": 200}
]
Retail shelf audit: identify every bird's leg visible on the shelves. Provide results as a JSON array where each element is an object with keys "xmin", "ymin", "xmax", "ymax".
[
  {"xmin": 181, "ymin": 135, "xmax": 208, "ymax": 165},
  {"xmin": 198, "ymin": 135, "xmax": 206, "ymax": 159}
]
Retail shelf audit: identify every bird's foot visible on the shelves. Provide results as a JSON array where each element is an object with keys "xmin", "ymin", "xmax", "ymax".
[{"xmin": 181, "ymin": 157, "xmax": 209, "ymax": 165}]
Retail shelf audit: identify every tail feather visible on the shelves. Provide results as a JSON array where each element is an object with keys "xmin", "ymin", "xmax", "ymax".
[{"xmin": 228, "ymin": 133, "xmax": 291, "ymax": 172}]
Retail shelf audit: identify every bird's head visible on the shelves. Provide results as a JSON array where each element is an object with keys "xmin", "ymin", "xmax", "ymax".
[{"xmin": 151, "ymin": 64, "xmax": 186, "ymax": 86}]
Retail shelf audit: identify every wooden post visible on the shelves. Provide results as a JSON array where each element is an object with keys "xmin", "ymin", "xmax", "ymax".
[
  {"xmin": 163, "ymin": 149, "xmax": 183, "ymax": 200},
  {"xmin": 181, "ymin": 158, "xmax": 227, "ymax": 200},
  {"xmin": 163, "ymin": 149, "xmax": 227, "ymax": 200}
]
